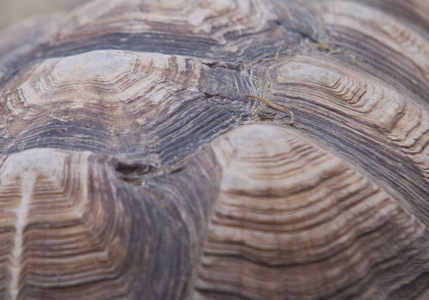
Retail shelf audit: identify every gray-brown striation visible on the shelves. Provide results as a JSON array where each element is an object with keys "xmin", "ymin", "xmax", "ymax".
[
  {"xmin": 0, "ymin": 0, "xmax": 429, "ymax": 299},
  {"xmin": 193, "ymin": 125, "xmax": 429, "ymax": 300}
]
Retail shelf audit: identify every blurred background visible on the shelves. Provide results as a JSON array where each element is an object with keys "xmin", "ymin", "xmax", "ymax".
[{"xmin": 0, "ymin": 0, "xmax": 80, "ymax": 32}]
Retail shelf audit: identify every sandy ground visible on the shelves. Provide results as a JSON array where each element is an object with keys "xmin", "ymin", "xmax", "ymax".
[{"xmin": 0, "ymin": 0, "xmax": 81, "ymax": 32}]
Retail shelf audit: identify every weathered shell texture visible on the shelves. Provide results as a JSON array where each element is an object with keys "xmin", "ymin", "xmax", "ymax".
[{"xmin": 1, "ymin": 0, "xmax": 429, "ymax": 299}]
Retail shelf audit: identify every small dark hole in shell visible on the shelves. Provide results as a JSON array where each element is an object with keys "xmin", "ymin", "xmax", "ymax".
[{"xmin": 114, "ymin": 161, "xmax": 156, "ymax": 185}]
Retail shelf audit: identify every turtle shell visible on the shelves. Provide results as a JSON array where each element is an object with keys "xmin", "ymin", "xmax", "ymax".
[{"xmin": 1, "ymin": 0, "xmax": 429, "ymax": 299}]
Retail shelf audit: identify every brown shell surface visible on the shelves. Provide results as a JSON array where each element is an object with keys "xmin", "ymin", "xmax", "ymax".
[{"xmin": 1, "ymin": 0, "xmax": 429, "ymax": 299}]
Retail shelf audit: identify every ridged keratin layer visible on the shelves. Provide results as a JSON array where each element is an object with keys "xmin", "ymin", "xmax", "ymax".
[{"xmin": 0, "ymin": 0, "xmax": 428, "ymax": 299}]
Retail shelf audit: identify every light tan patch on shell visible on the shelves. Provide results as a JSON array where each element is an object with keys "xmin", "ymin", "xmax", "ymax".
[
  {"xmin": 191, "ymin": 124, "xmax": 429, "ymax": 299},
  {"xmin": 55, "ymin": 0, "xmax": 277, "ymax": 44},
  {"xmin": 320, "ymin": 1, "xmax": 429, "ymax": 80},
  {"xmin": 0, "ymin": 149, "xmax": 130, "ymax": 299},
  {"xmin": 276, "ymin": 55, "xmax": 429, "ymax": 182}
]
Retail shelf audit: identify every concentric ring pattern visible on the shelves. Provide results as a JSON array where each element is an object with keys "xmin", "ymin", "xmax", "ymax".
[{"xmin": 0, "ymin": 0, "xmax": 429, "ymax": 299}]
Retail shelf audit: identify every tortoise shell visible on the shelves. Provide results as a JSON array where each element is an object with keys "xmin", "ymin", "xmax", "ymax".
[{"xmin": 1, "ymin": 0, "xmax": 429, "ymax": 299}]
